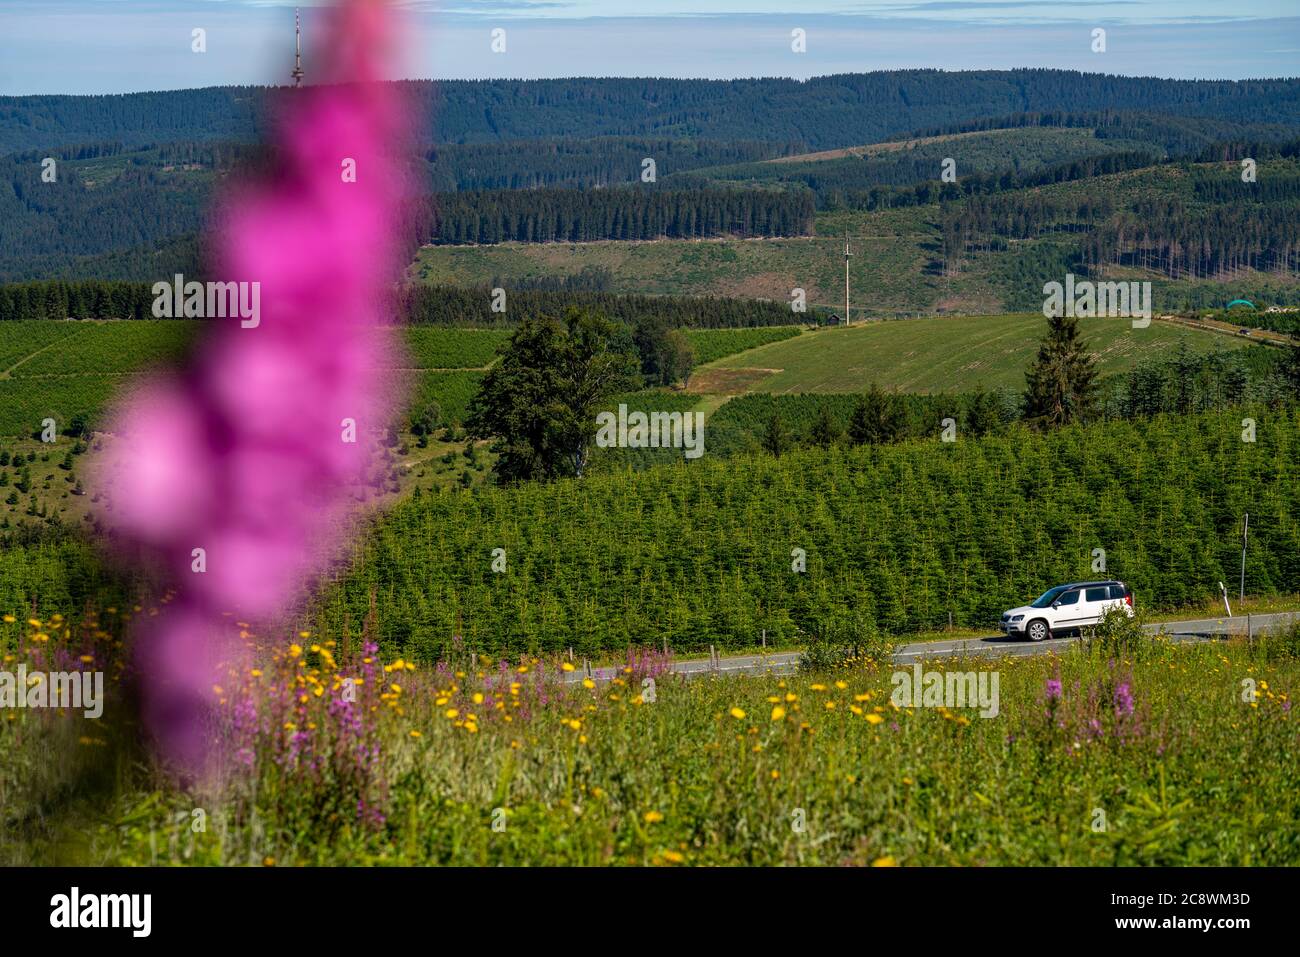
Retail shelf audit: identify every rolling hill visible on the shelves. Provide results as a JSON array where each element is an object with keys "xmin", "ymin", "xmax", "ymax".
[{"xmin": 687, "ymin": 315, "xmax": 1254, "ymax": 396}]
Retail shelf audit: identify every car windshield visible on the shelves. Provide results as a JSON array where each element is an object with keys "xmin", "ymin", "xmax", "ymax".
[{"xmin": 1030, "ymin": 586, "xmax": 1070, "ymax": 609}]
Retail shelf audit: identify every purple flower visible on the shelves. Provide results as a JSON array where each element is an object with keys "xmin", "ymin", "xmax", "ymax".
[{"xmin": 1045, "ymin": 678, "xmax": 1063, "ymax": 700}]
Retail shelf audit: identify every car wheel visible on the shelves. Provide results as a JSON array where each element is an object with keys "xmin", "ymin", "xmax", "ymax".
[{"xmin": 1027, "ymin": 619, "xmax": 1050, "ymax": 642}]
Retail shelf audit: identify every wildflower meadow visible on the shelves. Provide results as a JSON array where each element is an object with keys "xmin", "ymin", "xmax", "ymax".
[{"xmin": 3, "ymin": 607, "xmax": 1297, "ymax": 866}]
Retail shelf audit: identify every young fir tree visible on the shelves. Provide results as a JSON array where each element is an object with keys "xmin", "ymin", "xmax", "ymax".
[
  {"xmin": 761, "ymin": 411, "xmax": 794, "ymax": 458},
  {"xmin": 849, "ymin": 383, "xmax": 905, "ymax": 445},
  {"xmin": 1283, "ymin": 340, "xmax": 1300, "ymax": 400},
  {"xmin": 808, "ymin": 403, "xmax": 844, "ymax": 448},
  {"xmin": 1023, "ymin": 314, "xmax": 1098, "ymax": 428}
]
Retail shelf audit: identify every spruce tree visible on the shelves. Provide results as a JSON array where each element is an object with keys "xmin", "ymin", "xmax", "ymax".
[
  {"xmin": 1023, "ymin": 314, "xmax": 1098, "ymax": 428},
  {"xmin": 761, "ymin": 412, "xmax": 794, "ymax": 458},
  {"xmin": 849, "ymin": 384, "xmax": 904, "ymax": 445},
  {"xmin": 808, "ymin": 404, "xmax": 843, "ymax": 448}
]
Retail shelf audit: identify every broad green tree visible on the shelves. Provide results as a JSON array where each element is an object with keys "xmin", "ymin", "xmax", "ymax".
[{"xmin": 466, "ymin": 308, "xmax": 639, "ymax": 483}]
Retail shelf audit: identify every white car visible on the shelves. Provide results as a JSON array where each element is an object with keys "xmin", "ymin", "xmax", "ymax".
[{"xmin": 999, "ymin": 580, "xmax": 1133, "ymax": 642}]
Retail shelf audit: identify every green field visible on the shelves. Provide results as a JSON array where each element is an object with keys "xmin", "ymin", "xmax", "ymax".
[
  {"xmin": 0, "ymin": 322, "xmax": 522, "ymax": 437},
  {"xmin": 0, "ymin": 322, "xmax": 825, "ymax": 437},
  {"xmin": 683, "ymin": 326, "xmax": 802, "ymax": 364},
  {"xmin": 694, "ymin": 315, "xmax": 1252, "ymax": 395}
]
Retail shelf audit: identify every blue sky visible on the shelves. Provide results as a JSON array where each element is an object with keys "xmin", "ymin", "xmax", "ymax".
[{"xmin": 1, "ymin": 0, "xmax": 1297, "ymax": 95}]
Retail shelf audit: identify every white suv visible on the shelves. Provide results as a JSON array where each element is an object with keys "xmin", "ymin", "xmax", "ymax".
[{"xmin": 999, "ymin": 581, "xmax": 1133, "ymax": 642}]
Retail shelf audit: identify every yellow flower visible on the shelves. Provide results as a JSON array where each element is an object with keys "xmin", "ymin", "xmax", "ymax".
[
  {"xmin": 729, "ymin": 707, "xmax": 746, "ymax": 720},
  {"xmin": 771, "ymin": 706, "xmax": 786, "ymax": 721},
  {"xmin": 409, "ymin": 730, "xmax": 422, "ymax": 738},
  {"xmin": 444, "ymin": 708, "xmax": 459, "ymax": 719},
  {"xmin": 810, "ymin": 683, "xmax": 826, "ymax": 691},
  {"xmin": 866, "ymin": 713, "xmax": 884, "ymax": 725},
  {"xmin": 561, "ymin": 662, "xmax": 575, "ymax": 672},
  {"xmin": 566, "ymin": 718, "xmax": 582, "ymax": 731},
  {"xmin": 659, "ymin": 850, "xmax": 685, "ymax": 864},
  {"xmin": 27, "ymin": 619, "xmax": 41, "ymax": 628},
  {"xmin": 784, "ymin": 693, "xmax": 797, "ymax": 702},
  {"xmin": 582, "ymin": 678, "xmax": 595, "ymax": 689},
  {"xmin": 298, "ymin": 631, "xmax": 311, "ymax": 638},
  {"xmin": 871, "ymin": 856, "xmax": 897, "ymax": 867},
  {"xmin": 2, "ymin": 615, "xmax": 15, "ymax": 624},
  {"xmin": 288, "ymin": 643, "xmax": 302, "ymax": 659},
  {"xmin": 835, "ymin": 681, "xmax": 848, "ymax": 690},
  {"xmin": 770, "ymin": 770, "xmax": 780, "ymax": 780},
  {"xmin": 643, "ymin": 811, "xmax": 664, "ymax": 824},
  {"xmin": 472, "ymin": 692, "xmax": 484, "ymax": 704}
]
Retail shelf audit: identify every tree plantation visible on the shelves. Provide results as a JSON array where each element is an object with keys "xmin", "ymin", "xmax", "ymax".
[{"xmin": 302, "ymin": 406, "xmax": 1300, "ymax": 660}]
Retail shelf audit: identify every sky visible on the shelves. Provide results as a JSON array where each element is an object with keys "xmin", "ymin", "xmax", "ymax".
[{"xmin": 1, "ymin": 0, "xmax": 1297, "ymax": 96}]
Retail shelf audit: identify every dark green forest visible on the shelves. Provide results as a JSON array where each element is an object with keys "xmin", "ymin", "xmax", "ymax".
[
  {"xmin": 0, "ymin": 279, "xmax": 806, "ymax": 328},
  {"xmin": 6, "ymin": 71, "xmax": 1300, "ymax": 155},
  {"xmin": 428, "ymin": 187, "xmax": 815, "ymax": 244}
]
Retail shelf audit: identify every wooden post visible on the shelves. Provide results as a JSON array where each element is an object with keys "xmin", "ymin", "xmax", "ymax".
[
  {"xmin": 761, "ymin": 628, "xmax": 767, "ymax": 650},
  {"xmin": 568, "ymin": 647, "xmax": 573, "ymax": 662},
  {"xmin": 948, "ymin": 611, "xmax": 953, "ymax": 632},
  {"xmin": 1247, "ymin": 612, "xmax": 1253, "ymax": 642}
]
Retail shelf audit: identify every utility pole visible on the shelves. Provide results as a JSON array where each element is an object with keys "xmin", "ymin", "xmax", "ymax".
[
  {"xmin": 844, "ymin": 231, "xmax": 851, "ymax": 326},
  {"xmin": 1240, "ymin": 512, "xmax": 1249, "ymax": 602}
]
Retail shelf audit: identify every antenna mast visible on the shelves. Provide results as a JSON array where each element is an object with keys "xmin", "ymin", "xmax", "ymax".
[{"xmin": 291, "ymin": 8, "xmax": 305, "ymax": 87}]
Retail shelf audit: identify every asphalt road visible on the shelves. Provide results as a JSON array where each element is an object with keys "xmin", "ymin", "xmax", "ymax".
[{"xmin": 562, "ymin": 612, "xmax": 1300, "ymax": 683}]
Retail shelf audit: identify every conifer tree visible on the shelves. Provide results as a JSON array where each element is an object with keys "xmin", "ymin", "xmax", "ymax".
[{"xmin": 1023, "ymin": 314, "xmax": 1098, "ymax": 427}]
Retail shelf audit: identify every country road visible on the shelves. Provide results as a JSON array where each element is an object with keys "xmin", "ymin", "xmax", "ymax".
[{"xmin": 562, "ymin": 612, "xmax": 1300, "ymax": 683}]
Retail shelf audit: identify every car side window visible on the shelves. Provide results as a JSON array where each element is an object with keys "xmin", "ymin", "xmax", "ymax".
[
  {"xmin": 1057, "ymin": 590, "xmax": 1079, "ymax": 605},
  {"xmin": 1108, "ymin": 585, "xmax": 1125, "ymax": 600},
  {"xmin": 1085, "ymin": 587, "xmax": 1108, "ymax": 602}
]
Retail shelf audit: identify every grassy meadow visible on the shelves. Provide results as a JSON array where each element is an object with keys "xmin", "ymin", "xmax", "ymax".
[
  {"xmin": 3, "ymin": 606, "xmax": 1297, "ymax": 866},
  {"xmin": 693, "ymin": 315, "xmax": 1251, "ymax": 395}
]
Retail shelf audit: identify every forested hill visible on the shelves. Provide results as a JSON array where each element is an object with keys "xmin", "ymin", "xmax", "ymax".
[{"xmin": 5, "ymin": 70, "xmax": 1300, "ymax": 155}]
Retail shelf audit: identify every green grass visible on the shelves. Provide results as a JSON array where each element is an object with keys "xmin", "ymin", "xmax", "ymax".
[
  {"xmin": 697, "ymin": 315, "xmax": 1252, "ymax": 395},
  {"xmin": 6, "ymin": 611, "xmax": 1299, "ymax": 865}
]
